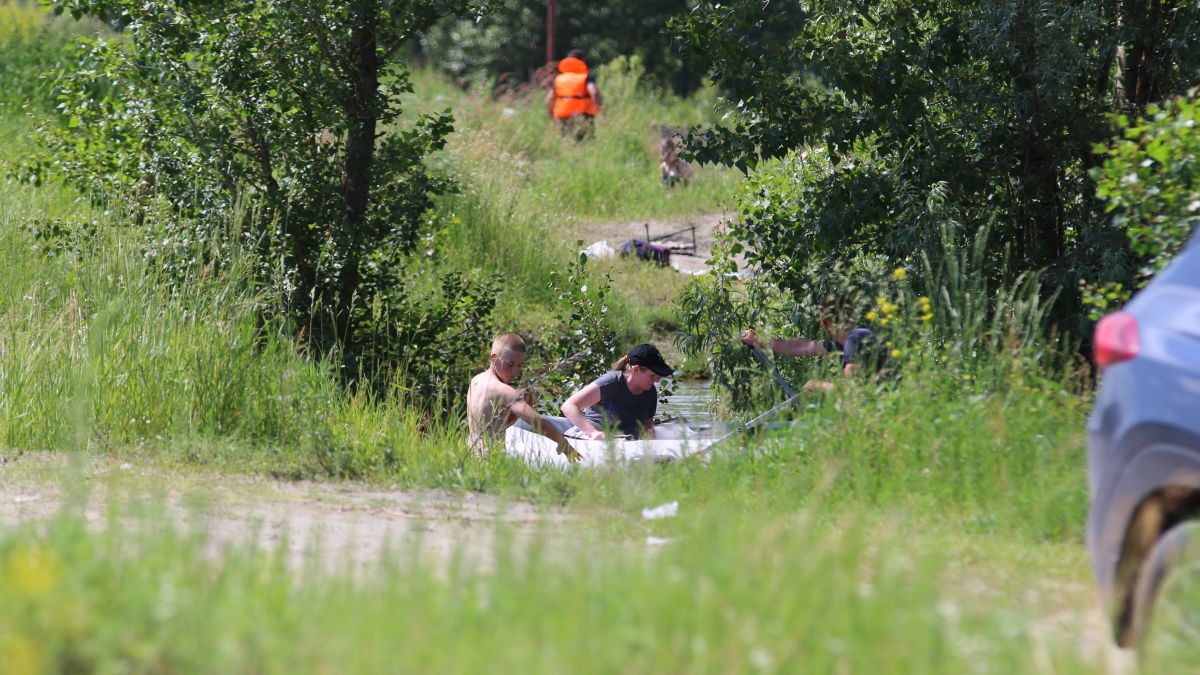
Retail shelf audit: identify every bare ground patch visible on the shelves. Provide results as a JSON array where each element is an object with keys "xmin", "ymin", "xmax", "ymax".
[
  {"xmin": 573, "ymin": 211, "xmax": 738, "ymax": 274},
  {"xmin": 0, "ymin": 452, "xmax": 573, "ymax": 575}
]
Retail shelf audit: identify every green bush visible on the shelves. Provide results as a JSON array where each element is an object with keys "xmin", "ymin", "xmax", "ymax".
[{"xmin": 1090, "ymin": 89, "xmax": 1200, "ymax": 301}]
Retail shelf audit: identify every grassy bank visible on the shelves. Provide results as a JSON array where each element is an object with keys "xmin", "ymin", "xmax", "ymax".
[{"xmin": 0, "ymin": 488, "xmax": 1109, "ymax": 675}]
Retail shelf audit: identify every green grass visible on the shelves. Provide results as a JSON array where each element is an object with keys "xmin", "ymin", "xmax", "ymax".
[
  {"xmin": 0, "ymin": 21, "xmax": 1125, "ymax": 673},
  {"xmin": 0, "ymin": 488, "xmax": 1110, "ymax": 675}
]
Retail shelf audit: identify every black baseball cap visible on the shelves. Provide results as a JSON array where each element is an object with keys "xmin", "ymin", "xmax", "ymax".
[{"xmin": 626, "ymin": 343, "xmax": 674, "ymax": 377}]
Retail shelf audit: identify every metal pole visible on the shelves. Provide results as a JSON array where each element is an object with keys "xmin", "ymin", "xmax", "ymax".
[{"xmin": 546, "ymin": 0, "xmax": 556, "ymax": 64}]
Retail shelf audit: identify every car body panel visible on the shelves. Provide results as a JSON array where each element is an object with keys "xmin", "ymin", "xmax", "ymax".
[{"xmin": 1087, "ymin": 234, "xmax": 1200, "ymax": 643}]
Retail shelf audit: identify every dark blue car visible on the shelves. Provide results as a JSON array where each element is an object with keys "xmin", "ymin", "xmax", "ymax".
[{"xmin": 1087, "ymin": 233, "xmax": 1200, "ymax": 654}]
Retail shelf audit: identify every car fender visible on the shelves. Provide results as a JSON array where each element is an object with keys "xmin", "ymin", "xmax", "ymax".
[{"xmin": 1088, "ymin": 440, "xmax": 1200, "ymax": 644}]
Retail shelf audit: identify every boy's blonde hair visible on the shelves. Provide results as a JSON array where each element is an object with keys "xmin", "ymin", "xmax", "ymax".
[{"xmin": 491, "ymin": 332, "xmax": 526, "ymax": 357}]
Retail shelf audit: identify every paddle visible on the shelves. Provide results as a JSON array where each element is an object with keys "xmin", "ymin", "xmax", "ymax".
[
  {"xmin": 744, "ymin": 341, "xmax": 796, "ymax": 397},
  {"xmin": 696, "ymin": 392, "xmax": 803, "ymax": 455},
  {"xmin": 688, "ymin": 340, "xmax": 801, "ymax": 456}
]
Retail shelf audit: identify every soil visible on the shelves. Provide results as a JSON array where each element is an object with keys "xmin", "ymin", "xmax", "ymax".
[
  {"xmin": 0, "ymin": 453, "xmax": 573, "ymax": 575},
  {"xmin": 573, "ymin": 211, "xmax": 737, "ymax": 275}
]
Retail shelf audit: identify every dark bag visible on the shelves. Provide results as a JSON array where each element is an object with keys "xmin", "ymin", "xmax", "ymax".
[{"xmin": 620, "ymin": 239, "xmax": 671, "ymax": 266}]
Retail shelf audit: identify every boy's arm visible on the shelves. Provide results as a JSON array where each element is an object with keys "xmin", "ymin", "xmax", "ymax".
[
  {"xmin": 740, "ymin": 329, "xmax": 828, "ymax": 357},
  {"xmin": 587, "ymin": 82, "xmax": 603, "ymax": 110},
  {"xmin": 509, "ymin": 400, "xmax": 582, "ymax": 462},
  {"xmin": 545, "ymin": 87, "xmax": 555, "ymax": 115}
]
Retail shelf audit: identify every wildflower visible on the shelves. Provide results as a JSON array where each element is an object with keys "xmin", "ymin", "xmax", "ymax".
[
  {"xmin": 5, "ymin": 544, "xmax": 60, "ymax": 596},
  {"xmin": 892, "ymin": 267, "xmax": 907, "ymax": 280},
  {"xmin": 962, "ymin": 374, "xmax": 973, "ymax": 381},
  {"xmin": 0, "ymin": 633, "xmax": 45, "ymax": 675},
  {"xmin": 890, "ymin": 348, "xmax": 902, "ymax": 358},
  {"xmin": 866, "ymin": 310, "xmax": 878, "ymax": 321},
  {"xmin": 921, "ymin": 313, "xmax": 933, "ymax": 322}
]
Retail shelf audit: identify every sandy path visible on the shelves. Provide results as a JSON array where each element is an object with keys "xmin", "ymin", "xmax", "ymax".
[
  {"xmin": 573, "ymin": 211, "xmax": 737, "ymax": 274},
  {"xmin": 0, "ymin": 453, "xmax": 572, "ymax": 575}
]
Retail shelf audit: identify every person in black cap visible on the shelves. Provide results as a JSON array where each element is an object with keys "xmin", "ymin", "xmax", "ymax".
[{"xmin": 561, "ymin": 344, "xmax": 674, "ymax": 440}]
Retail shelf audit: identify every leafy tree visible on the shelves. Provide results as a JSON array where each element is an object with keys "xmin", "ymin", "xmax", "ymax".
[
  {"xmin": 1089, "ymin": 89, "xmax": 1200, "ymax": 308},
  {"xmin": 669, "ymin": 0, "xmax": 1200, "ymax": 334},
  {"xmin": 418, "ymin": 0, "xmax": 704, "ymax": 95},
  {"xmin": 34, "ymin": 0, "xmax": 494, "ymax": 386}
]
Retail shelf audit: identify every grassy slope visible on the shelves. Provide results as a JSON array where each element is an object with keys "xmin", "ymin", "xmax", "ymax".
[{"xmin": 0, "ymin": 10, "xmax": 1115, "ymax": 670}]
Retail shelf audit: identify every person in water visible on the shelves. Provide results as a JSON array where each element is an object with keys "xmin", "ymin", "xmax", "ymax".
[
  {"xmin": 561, "ymin": 343, "xmax": 674, "ymax": 440},
  {"xmin": 740, "ymin": 294, "xmax": 886, "ymax": 392},
  {"xmin": 467, "ymin": 332, "xmax": 579, "ymax": 461}
]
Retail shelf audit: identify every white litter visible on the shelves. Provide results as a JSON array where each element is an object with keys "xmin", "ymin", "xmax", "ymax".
[
  {"xmin": 641, "ymin": 501, "xmax": 679, "ymax": 520},
  {"xmin": 13, "ymin": 494, "xmax": 40, "ymax": 504},
  {"xmin": 646, "ymin": 536, "xmax": 673, "ymax": 546},
  {"xmin": 580, "ymin": 240, "xmax": 616, "ymax": 260}
]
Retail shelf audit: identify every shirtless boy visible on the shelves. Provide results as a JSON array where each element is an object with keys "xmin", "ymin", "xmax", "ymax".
[{"xmin": 467, "ymin": 333, "xmax": 580, "ymax": 461}]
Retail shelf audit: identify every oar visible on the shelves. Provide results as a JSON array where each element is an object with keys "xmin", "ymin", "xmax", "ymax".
[
  {"xmin": 696, "ymin": 392, "xmax": 803, "ymax": 455},
  {"xmin": 745, "ymin": 344, "xmax": 796, "ymax": 397}
]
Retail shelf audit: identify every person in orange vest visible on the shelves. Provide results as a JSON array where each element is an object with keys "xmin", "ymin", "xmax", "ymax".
[{"xmin": 545, "ymin": 49, "xmax": 603, "ymax": 139}]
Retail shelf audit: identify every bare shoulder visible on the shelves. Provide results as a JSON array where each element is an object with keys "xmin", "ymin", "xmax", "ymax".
[{"xmin": 469, "ymin": 370, "xmax": 517, "ymax": 402}]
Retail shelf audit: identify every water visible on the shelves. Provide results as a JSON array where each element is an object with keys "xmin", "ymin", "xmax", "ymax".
[{"xmin": 659, "ymin": 378, "xmax": 715, "ymax": 422}]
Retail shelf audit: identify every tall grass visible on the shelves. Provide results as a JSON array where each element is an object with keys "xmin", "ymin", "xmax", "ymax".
[
  {"xmin": 0, "ymin": 499, "xmax": 1111, "ymax": 675},
  {"xmin": 414, "ymin": 56, "xmax": 743, "ymax": 225}
]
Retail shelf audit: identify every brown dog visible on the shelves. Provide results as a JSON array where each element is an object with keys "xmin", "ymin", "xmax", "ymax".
[{"xmin": 659, "ymin": 135, "xmax": 694, "ymax": 187}]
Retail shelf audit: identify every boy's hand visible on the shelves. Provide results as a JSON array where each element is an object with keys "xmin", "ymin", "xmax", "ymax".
[
  {"xmin": 802, "ymin": 379, "xmax": 835, "ymax": 393},
  {"xmin": 587, "ymin": 430, "xmax": 606, "ymax": 441},
  {"xmin": 557, "ymin": 440, "xmax": 582, "ymax": 463},
  {"xmin": 519, "ymin": 387, "xmax": 538, "ymax": 406},
  {"xmin": 739, "ymin": 329, "xmax": 763, "ymax": 349}
]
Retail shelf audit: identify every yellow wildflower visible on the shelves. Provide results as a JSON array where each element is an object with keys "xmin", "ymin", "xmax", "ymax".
[
  {"xmin": 890, "ymin": 348, "xmax": 902, "ymax": 358},
  {"xmin": 866, "ymin": 310, "xmax": 878, "ymax": 321},
  {"xmin": 921, "ymin": 313, "xmax": 933, "ymax": 322},
  {"xmin": 892, "ymin": 268, "xmax": 907, "ymax": 280},
  {"xmin": 6, "ymin": 544, "xmax": 60, "ymax": 596},
  {"xmin": 0, "ymin": 633, "xmax": 45, "ymax": 675}
]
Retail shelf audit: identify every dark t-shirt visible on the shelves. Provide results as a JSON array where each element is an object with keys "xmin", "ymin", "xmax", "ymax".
[
  {"xmin": 825, "ymin": 327, "xmax": 887, "ymax": 371},
  {"xmin": 584, "ymin": 370, "xmax": 657, "ymax": 438}
]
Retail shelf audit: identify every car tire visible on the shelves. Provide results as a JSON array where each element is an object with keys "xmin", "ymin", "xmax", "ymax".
[{"xmin": 1132, "ymin": 520, "xmax": 1200, "ymax": 670}]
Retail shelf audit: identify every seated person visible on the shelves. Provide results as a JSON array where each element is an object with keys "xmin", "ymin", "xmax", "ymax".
[
  {"xmin": 561, "ymin": 344, "xmax": 674, "ymax": 440},
  {"xmin": 467, "ymin": 333, "xmax": 580, "ymax": 461}
]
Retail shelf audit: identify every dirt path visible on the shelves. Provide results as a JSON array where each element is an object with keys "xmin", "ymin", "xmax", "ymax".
[
  {"xmin": 1, "ymin": 453, "xmax": 573, "ymax": 575},
  {"xmin": 573, "ymin": 211, "xmax": 736, "ymax": 274}
]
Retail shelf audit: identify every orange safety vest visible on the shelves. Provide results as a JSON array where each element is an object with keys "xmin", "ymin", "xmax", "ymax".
[{"xmin": 552, "ymin": 57, "xmax": 599, "ymax": 120}]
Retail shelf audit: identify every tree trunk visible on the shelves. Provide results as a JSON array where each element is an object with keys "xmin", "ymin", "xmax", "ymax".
[{"xmin": 337, "ymin": 14, "xmax": 380, "ymax": 367}]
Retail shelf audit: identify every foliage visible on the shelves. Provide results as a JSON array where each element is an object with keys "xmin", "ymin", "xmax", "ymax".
[
  {"xmin": 355, "ymin": 261, "xmax": 499, "ymax": 408},
  {"xmin": 527, "ymin": 251, "xmax": 621, "ymax": 416},
  {"xmin": 29, "ymin": 0, "xmax": 492, "ymax": 386},
  {"xmin": 669, "ymin": 0, "xmax": 1200, "ymax": 337},
  {"xmin": 0, "ymin": 0, "xmax": 86, "ymax": 111},
  {"xmin": 1091, "ymin": 89, "xmax": 1200, "ymax": 287},
  {"xmin": 676, "ymin": 223, "xmax": 1063, "ymax": 411},
  {"xmin": 418, "ymin": 0, "xmax": 704, "ymax": 95},
  {"xmin": 0, "ymin": 480, "xmax": 1109, "ymax": 675}
]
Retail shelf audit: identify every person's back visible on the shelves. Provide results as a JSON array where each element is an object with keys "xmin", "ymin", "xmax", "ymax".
[
  {"xmin": 466, "ymin": 367, "xmax": 517, "ymax": 450},
  {"xmin": 546, "ymin": 49, "xmax": 602, "ymax": 140}
]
